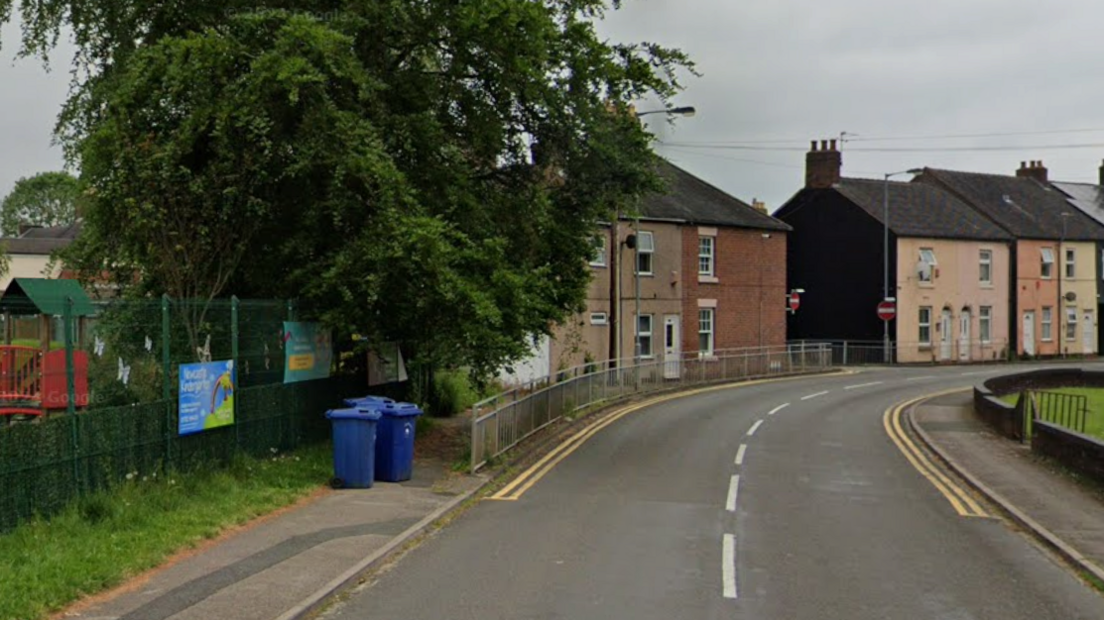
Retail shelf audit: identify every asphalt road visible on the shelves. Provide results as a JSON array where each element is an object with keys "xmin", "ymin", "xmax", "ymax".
[{"xmin": 322, "ymin": 366, "xmax": 1104, "ymax": 620}]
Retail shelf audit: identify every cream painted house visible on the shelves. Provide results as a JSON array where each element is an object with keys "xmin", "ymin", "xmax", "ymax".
[{"xmin": 0, "ymin": 224, "xmax": 79, "ymax": 291}]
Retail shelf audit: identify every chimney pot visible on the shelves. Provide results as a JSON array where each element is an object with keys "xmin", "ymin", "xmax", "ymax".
[
  {"xmin": 805, "ymin": 138, "xmax": 842, "ymax": 189},
  {"xmin": 1016, "ymin": 159, "xmax": 1048, "ymax": 183},
  {"xmin": 810, "ymin": 140, "xmax": 817, "ymax": 151}
]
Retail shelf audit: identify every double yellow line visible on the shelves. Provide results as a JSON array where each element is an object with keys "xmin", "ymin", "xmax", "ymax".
[
  {"xmin": 489, "ymin": 373, "xmax": 844, "ymax": 501},
  {"xmin": 883, "ymin": 389, "xmax": 988, "ymax": 518}
]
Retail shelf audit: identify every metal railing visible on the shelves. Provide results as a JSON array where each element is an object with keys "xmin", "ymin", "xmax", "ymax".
[
  {"xmin": 785, "ymin": 339, "xmax": 1012, "ymax": 366},
  {"xmin": 470, "ymin": 343, "xmax": 832, "ymax": 472},
  {"xmin": 1026, "ymin": 390, "xmax": 1089, "ymax": 435}
]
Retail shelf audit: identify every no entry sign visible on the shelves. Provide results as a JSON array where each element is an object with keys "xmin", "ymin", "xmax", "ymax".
[
  {"xmin": 788, "ymin": 291, "xmax": 801, "ymax": 312},
  {"xmin": 877, "ymin": 300, "xmax": 896, "ymax": 321}
]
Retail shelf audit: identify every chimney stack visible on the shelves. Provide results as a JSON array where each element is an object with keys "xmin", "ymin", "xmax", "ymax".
[
  {"xmin": 1016, "ymin": 160, "xmax": 1048, "ymax": 184},
  {"xmin": 751, "ymin": 198, "xmax": 768, "ymax": 214},
  {"xmin": 805, "ymin": 138, "xmax": 842, "ymax": 188}
]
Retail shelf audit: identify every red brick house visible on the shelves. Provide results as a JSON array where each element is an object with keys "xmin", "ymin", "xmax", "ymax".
[{"xmin": 547, "ymin": 160, "xmax": 790, "ymax": 372}]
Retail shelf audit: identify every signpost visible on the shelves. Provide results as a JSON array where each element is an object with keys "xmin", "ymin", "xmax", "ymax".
[{"xmin": 877, "ymin": 300, "xmax": 896, "ymax": 322}]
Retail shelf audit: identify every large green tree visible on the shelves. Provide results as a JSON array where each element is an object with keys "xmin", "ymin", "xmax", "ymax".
[
  {"xmin": 0, "ymin": 170, "xmax": 79, "ymax": 235},
  {"xmin": 1, "ymin": 1, "xmax": 694, "ymax": 374}
]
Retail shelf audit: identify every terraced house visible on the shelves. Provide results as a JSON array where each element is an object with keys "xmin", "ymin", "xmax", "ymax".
[
  {"xmin": 916, "ymin": 162, "xmax": 1104, "ymax": 357},
  {"xmin": 776, "ymin": 140, "xmax": 1014, "ymax": 363},
  {"xmin": 548, "ymin": 160, "xmax": 790, "ymax": 373}
]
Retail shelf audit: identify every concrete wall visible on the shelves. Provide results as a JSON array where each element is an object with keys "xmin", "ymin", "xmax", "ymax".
[{"xmin": 894, "ymin": 238, "xmax": 1011, "ymax": 363}]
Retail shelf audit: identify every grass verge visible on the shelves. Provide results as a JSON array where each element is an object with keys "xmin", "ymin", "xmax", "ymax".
[
  {"xmin": 0, "ymin": 443, "xmax": 333, "ymax": 620},
  {"xmin": 1000, "ymin": 388, "xmax": 1104, "ymax": 440}
]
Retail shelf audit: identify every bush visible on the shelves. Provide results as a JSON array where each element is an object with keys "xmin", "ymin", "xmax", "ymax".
[{"xmin": 430, "ymin": 369, "xmax": 477, "ymax": 417}]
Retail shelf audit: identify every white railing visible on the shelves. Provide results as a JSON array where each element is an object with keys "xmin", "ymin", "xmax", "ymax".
[{"xmin": 470, "ymin": 343, "xmax": 832, "ymax": 472}]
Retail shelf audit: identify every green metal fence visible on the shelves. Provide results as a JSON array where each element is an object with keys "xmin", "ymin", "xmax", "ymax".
[{"xmin": 0, "ymin": 294, "xmax": 364, "ymax": 534}]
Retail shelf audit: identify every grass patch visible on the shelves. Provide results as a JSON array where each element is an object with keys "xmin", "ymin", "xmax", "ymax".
[
  {"xmin": 1001, "ymin": 388, "xmax": 1104, "ymax": 440},
  {"xmin": 0, "ymin": 443, "xmax": 333, "ymax": 620}
]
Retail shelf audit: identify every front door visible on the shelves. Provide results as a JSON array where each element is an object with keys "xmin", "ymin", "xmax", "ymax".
[
  {"xmin": 958, "ymin": 310, "xmax": 972, "ymax": 361},
  {"xmin": 663, "ymin": 315, "xmax": 680, "ymax": 379},
  {"xmin": 1083, "ymin": 310, "xmax": 1096, "ymax": 355},
  {"xmin": 1023, "ymin": 311, "xmax": 1036, "ymax": 356},
  {"xmin": 940, "ymin": 309, "xmax": 953, "ymax": 361}
]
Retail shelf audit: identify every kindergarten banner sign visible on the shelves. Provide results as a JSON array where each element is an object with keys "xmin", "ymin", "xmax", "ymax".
[
  {"xmin": 283, "ymin": 322, "xmax": 333, "ymax": 383},
  {"xmin": 178, "ymin": 360, "xmax": 236, "ymax": 436}
]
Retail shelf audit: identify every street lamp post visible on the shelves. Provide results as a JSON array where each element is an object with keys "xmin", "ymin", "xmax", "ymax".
[
  {"xmin": 1059, "ymin": 212, "xmax": 1071, "ymax": 356},
  {"xmin": 629, "ymin": 104, "xmax": 696, "ymax": 367},
  {"xmin": 883, "ymin": 169, "xmax": 923, "ymax": 363}
]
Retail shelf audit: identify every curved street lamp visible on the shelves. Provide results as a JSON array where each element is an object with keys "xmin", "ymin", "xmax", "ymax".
[{"xmin": 883, "ymin": 168, "xmax": 924, "ymax": 363}]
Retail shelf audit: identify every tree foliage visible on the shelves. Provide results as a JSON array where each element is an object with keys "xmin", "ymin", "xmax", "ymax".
[
  {"xmin": 0, "ymin": 170, "xmax": 79, "ymax": 235},
  {"xmin": 1, "ymin": 1, "xmax": 695, "ymax": 374}
]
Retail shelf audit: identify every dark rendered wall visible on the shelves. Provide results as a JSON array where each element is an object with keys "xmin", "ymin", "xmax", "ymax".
[{"xmin": 777, "ymin": 189, "xmax": 892, "ymax": 341}]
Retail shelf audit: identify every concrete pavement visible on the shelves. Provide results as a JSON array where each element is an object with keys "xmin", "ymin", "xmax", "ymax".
[
  {"xmin": 911, "ymin": 390, "xmax": 1104, "ymax": 585},
  {"xmin": 58, "ymin": 382, "xmax": 1104, "ymax": 620},
  {"xmin": 62, "ymin": 455, "xmax": 487, "ymax": 620}
]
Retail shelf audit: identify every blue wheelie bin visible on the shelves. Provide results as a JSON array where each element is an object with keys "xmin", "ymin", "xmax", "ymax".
[
  {"xmin": 343, "ymin": 395, "xmax": 395, "ymax": 409},
  {"xmin": 375, "ymin": 402, "xmax": 423, "ymax": 482},
  {"xmin": 325, "ymin": 407, "xmax": 382, "ymax": 488}
]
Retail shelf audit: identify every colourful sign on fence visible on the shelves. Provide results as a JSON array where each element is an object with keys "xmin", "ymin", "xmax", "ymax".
[
  {"xmin": 283, "ymin": 322, "xmax": 333, "ymax": 383},
  {"xmin": 178, "ymin": 360, "xmax": 236, "ymax": 436}
]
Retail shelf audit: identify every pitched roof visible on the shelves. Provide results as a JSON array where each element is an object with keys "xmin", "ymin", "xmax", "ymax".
[
  {"xmin": 0, "ymin": 278, "xmax": 96, "ymax": 317},
  {"xmin": 637, "ymin": 160, "xmax": 791, "ymax": 231},
  {"xmin": 918, "ymin": 169, "xmax": 1104, "ymax": 241},
  {"xmin": 1, "ymin": 223, "xmax": 80, "ymax": 255},
  {"xmin": 834, "ymin": 178, "xmax": 1012, "ymax": 241},
  {"xmin": 1051, "ymin": 181, "xmax": 1104, "ymax": 227}
]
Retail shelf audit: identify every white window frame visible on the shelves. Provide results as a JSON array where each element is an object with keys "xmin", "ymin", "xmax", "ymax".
[
  {"xmin": 1041, "ymin": 248, "xmax": 1055, "ymax": 279},
  {"xmin": 589, "ymin": 312, "xmax": 608, "ymax": 326},
  {"xmin": 1065, "ymin": 247, "xmax": 1076, "ymax": 279},
  {"xmin": 1041, "ymin": 306, "xmax": 1053, "ymax": 341},
  {"xmin": 919, "ymin": 306, "xmax": 932, "ymax": 345},
  {"xmin": 918, "ymin": 248, "xmax": 937, "ymax": 283},
  {"xmin": 1066, "ymin": 306, "xmax": 1078, "ymax": 341},
  {"xmin": 635, "ymin": 231, "xmax": 654, "ymax": 276},
  {"xmin": 979, "ymin": 306, "xmax": 992, "ymax": 343},
  {"xmin": 589, "ymin": 234, "xmax": 607, "ymax": 267},
  {"xmin": 979, "ymin": 249, "xmax": 992, "ymax": 285},
  {"xmin": 698, "ymin": 308, "xmax": 715, "ymax": 356},
  {"xmin": 637, "ymin": 314, "xmax": 654, "ymax": 358},
  {"xmin": 698, "ymin": 236, "xmax": 715, "ymax": 277}
]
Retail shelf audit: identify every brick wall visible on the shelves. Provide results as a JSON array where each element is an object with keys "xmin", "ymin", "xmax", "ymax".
[{"xmin": 681, "ymin": 226, "xmax": 788, "ymax": 354}]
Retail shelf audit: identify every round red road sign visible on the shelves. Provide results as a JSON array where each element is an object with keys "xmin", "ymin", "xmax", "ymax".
[
  {"xmin": 789, "ymin": 292, "xmax": 801, "ymax": 312},
  {"xmin": 877, "ymin": 300, "xmax": 896, "ymax": 321}
]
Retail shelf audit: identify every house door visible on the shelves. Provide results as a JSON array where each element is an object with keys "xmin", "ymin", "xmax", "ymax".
[
  {"xmin": 958, "ymin": 310, "xmax": 971, "ymax": 361},
  {"xmin": 1023, "ymin": 311, "xmax": 1036, "ymax": 356},
  {"xmin": 940, "ymin": 309, "xmax": 953, "ymax": 361},
  {"xmin": 1083, "ymin": 310, "xmax": 1096, "ymax": 355},
  {"xmin": 663, "ymin": 315, "xmax": 681, "ymax": 379}
]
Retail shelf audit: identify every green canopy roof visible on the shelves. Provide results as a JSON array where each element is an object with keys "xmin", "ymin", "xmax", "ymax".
[{"xmin": 0, "ymin": 279, "xmax": 96, "ymax": 317}]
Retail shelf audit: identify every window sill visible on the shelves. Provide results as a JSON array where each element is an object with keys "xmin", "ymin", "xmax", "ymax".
[
  {"xmin": 635, "ymin": 273, "xmax": 655, "ymax": 277},
  {"xmin": 918, "ymin": 282, "xmax": 935, "ymax": 288},
  {"xmin": 918, "ymin": 344, "xmax": 932, "ymax": 349},
  {"xmin": 698, "ymin": 275, "xmax": 719, "ymax": 284},
  {"xmin": 980, "ymin": 283, "xmax": 993, "ymax": 289},
  {"xmin": 589, "ymin": 264, "xmax": 607, "ymax": 269}
]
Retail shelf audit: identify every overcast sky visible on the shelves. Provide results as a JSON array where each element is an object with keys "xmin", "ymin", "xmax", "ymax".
[{"xmin": 4, "ymin": 1, "xmax": 1104, "ymax": 212}]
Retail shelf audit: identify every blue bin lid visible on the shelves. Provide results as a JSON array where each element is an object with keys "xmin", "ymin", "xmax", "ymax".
[
  {"xmin": 343, "ymin": 395, "xmax": 396, "ymax": 408},
  {"xmin": 326, "ymin": 407, "xmax": 382, "ymax": 421},
  {"xmin": 380, "ymin": 402, "xmax": 423, "ymax": 417}
]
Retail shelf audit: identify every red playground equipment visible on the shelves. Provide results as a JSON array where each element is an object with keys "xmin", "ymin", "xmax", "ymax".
[{"xmin": 0, "ymin": 279, "xmax": 93, "ymax": 420}]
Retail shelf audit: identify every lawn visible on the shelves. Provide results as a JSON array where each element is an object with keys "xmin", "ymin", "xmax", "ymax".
[
  {"xmin": 0, "ymin": 443, "xmax": 333, "ymax": 620},
  {"xmin": 999, "ymin": 388, "xmax": 1104, "ymax": 440}
]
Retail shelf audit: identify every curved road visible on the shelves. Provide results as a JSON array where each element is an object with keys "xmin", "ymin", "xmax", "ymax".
[{"xmin": 322, "ymin": 366, "xmax": 1104, "ymax": 620}]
